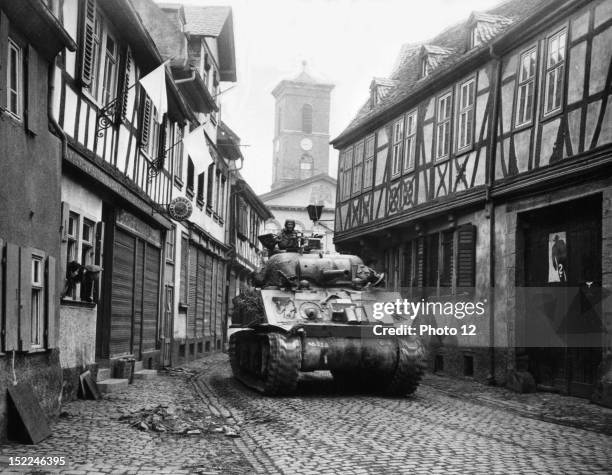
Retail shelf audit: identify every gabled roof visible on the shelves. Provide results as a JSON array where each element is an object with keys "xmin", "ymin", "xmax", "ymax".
[
  {"xmin": 184, "ymin": 5, "xmax": 231, "ymax": 37},
  {"xmin": 183, "ymin": 6, "xmax": 237, "ymax": 82},
  {"xmin": 259, "ymin": 173, "xmax": 337, "ymax": 203},
  {"xmin": 332, "ymin": 0, "xmax": 551, "ymax": 147}
]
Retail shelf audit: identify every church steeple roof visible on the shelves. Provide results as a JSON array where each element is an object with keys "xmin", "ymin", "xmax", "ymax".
[{"xmin": 272, "ymin": 61, "xmax": 334, "ymax": 97}]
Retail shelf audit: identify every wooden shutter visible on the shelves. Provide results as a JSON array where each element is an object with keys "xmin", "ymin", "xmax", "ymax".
[
  {"xmin": 0, "ymin": 12, "xmax": 9, "ymax": 110},
  {"xmin": 187, "ymin": 243, "xmax": 197, "ymax": 338},
  {"xmin": 5, "ymin": 243, "xmax": 19, "ymax": 351},
  {"xmin": 46, "ymin": 256, "xmax": 57, "ymax": 348},
  {"xmin": 140, "ymin": 96, "xmax": 152, "ymax": 147},
  {"xmin": 119, "ymin": 47, "xmax": 132, "ymax": 121},
  {"xmin": 180, "ymin": 236, "xmax": 189, "ymax": 305},
  {"xmin": 26, "ymin": 46, "xmax": 43, "ymax": 135},
  {"xmin": 80, "ymin": 0, "xmax": 97, "ymax": 88},
  {"xmin": 157, "ymin": 115, "xmax": 168, "ymax": 168},
  {"xmin": 142, "ymin": 244, "xmax": 160, "ymax": 352},
  {"xmin": 19, "ymin": 247, "xmax": 32, "ymax": 352},
  {"xmin": 0, "ymin": 239, "xmax": 3, "ymax": 351},
  {"xmin": 94, "ymin": 221, "xmax": 105, "ymax": 302},
  {"xmin": 110, "ymin": 229, "xmax": 134, "ymax": 356},
  {"xmin": 196, "ymin": 250, "xmax": 206, "ymax": 338},
  {"xmin": 456, "ymin": 224, "xmax": 477, "ymax": 289}
]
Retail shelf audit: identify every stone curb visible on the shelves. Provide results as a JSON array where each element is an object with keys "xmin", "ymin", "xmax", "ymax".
[
  {"xmin": 191, "ymin": 371, "xmax": 282, "ymax": 475},
  {"xmin": 423, "ymin": 383, "xmax": 611, "ymax": 436}
]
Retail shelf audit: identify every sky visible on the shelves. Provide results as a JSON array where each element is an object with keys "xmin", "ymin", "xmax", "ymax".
[{"xmin": 168, "ymin": 0, "xmax": 511, "ymax": 194}]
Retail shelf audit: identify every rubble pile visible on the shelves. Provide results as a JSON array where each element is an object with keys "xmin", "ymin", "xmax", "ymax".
[{"xmin": 118, "ymin": 404, "xmax": 238, "ymax": 437}]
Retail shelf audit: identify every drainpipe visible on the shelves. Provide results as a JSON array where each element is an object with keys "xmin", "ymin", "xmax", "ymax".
[{"xmin": 486, "ymin": 45, "xmax": 502, "ymax": 385}]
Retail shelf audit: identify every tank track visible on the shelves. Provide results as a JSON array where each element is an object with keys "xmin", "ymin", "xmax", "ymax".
[
  {"xmin": 229, "ymin": 330, "xmax": 301, "ymax": 396},
  {"xmin": 332, "ymin": 338, "xmax": 426, "ymax": 396}
]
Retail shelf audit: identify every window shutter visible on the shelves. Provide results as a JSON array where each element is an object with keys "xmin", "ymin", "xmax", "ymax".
[
  {"xmin": 140, "ymin": 95, "xmax": 152, "ymax": 147},
  {"xmin": 5, "ymin": 243, "xmax": 20, "ymax": 351},
  {"xmin": 46, "ymin": 256, "xmax": 56, "ymax": 348},
  {"xmin": 0, "ymin": 239, "xmax": 3, "ymax": 351},
  {"xmin": 19, "ymin": 247, "xmax": 32, "ymax": 352},
  {"xmin": 26, "ymin": 45, "xmax": 43, "ymax": 135},
  {"xmin": 456, "ymin": 224, "xmax": 477, "ymax": 289},
  {"xmin": 119, "ymin": 48, "xmax": 132, "ymax": 121},
  {"xmin": 94, "ymin": 221, "xmax": 105, "ymax": 303},
  {"xmin": 80, "ymin": 0, "xmax": 97, "ymax": 88},
  {"xmin": 0, "ymin": 12, "xmax": 8, "ymax": 110},
  {"xmin": 157, "ymin": 115, "xmax": 168, "ymax": 168}
]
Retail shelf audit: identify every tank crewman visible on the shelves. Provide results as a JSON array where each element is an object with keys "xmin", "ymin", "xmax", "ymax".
[{"xmin": 276, "ymin": 219, "xmax": 301, "ymax": 251}]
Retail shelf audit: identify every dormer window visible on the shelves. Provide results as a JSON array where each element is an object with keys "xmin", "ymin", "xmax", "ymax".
[
  {"xmin": 470, "ymin": 26, "xmax": 481, "ymax": 49},
  {"xmin": 421, "ymin": 56, "xmax": 430, "ymax": 78}
]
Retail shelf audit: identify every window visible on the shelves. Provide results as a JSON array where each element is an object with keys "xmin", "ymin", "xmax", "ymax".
[
  {"xmin": 166, "ymin": 227, "xmax": 175, "ymax": 263},
  {"xmin": 516, "ymin": 48, "xmax": 537, "ymax": 126},
  {"xmin": 469, "ymin": 26, "xmax": 481, "ymax": 49},
  {"xmin": 435, "ymin": 92, "xmax": 452, "ymax": 160},
  {"xmin": 79, "ymin": 219, "xmax": 95, "ymax": 301},
  {"xmin": 543, "ymin": 29, "xmax": 566, "ymax": 115},
  {"xmin": 197, "ymin": 172, "xmax": 205, "ymax": 204},
  {"xmin": 31, "ymin": 255, "xmax": 44, "ymax": 348},
  {"xmin": 420, "ymin": 56, "xmax": 430, "ymax": 78},
  {"xmin": 300, "ymin": 154, "xmax": 314, "ymax": 179},
  {"xmin": 363, "ymin": 135, "xmax": 375, "ymax": 189},
  {"xmin": 352, "ymin": 141, "xmax": 364, "ymax": 194},
  {"xmin": 7, "ymin": 39, "xmax": 23, "ymax": 118},
  {"xmin": 99, "ymin": 33, "xmax": 118, "ymax": 106},
  {"xmin": 439, "ymin": 230, "xmax": 454, "ymax": 289},
  {"xmin": 169, "ymin": 123, "xmax": 184, "ymax": 184},
  {"xmin": 219, "ymin": 175, "xmax": 226, "ymax": 219},
  {"xmin": 186, "ymin": 158, "xmax": 194, "ymax": 195},
  {"xmin": 302, "ymin": 104, "xmax": 313, "ymax": 134},
  {"xmin": 66, "ymin": 212, "xmax": 79, "ymax": 299},
  {"xmin": 341, "ymin": 148, "xmax": 353, "ymax": 199},
  {"xmin": 403, "ymin": 111, "xmax": 417, "ymax": 171},
  {"xmin": 457, "ymin": 79, "xmax": 475, "ymax": 150},
  {"xmin": 146, "ymin": 106, "xmax": 161, "ymax": 158},
  {"xmin": 206, "ymin": 163, "xmax": 215, "ymax": 209},
  {"xmin": 391, "ymin": 119, "xmax": 404, "ymax": 176}
]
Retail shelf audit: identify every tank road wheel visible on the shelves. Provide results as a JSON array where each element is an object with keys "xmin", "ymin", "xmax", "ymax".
[
  {"xmin": 229, "ymin": 331, "xmax": 301, "ymax": 396},
  {"xmin": 383, "ymin": 338, "xmax": 427, "ymax": 396}
]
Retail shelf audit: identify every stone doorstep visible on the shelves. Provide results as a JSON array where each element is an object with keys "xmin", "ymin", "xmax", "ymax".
[
  {"xmin": 96, "ymin": 368, "xmax": 111, "ymax": 382},
  {"xmin": 134, "ymin": 360, "xmax": 144, "ymax": 372},
  {"xmin": 97, "ymin": 378, "xmax": 129, "ymax": 393},
  {"xmin": 133, "ymin": 369, "xmax": 158, "ymax": 380}
]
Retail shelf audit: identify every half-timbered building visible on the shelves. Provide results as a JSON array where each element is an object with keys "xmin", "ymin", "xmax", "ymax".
[
  {"xmin": 332, "ymin": 0, "xmax": 612, "ymax": 405},
  {"xmin": 0, "ymin": 0, "xmax": 76, "ymax": 436}
]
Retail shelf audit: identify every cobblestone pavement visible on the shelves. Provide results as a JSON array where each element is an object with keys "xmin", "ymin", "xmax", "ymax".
[
  {"xmin": 2, "ymin": 354, "xmax": 612, "ymax": 475},
  {"xmin": 0, "ymin": 368, "xmax": 253, "ymax": 475},
  {"xmin": 194, "ymin": 353, "xmax": 612, "ymax": 475}
]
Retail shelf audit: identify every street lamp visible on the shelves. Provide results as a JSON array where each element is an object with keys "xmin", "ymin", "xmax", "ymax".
[{"xmin": 306, "ymin": 204, "xmax": 324, "ymax": 223}]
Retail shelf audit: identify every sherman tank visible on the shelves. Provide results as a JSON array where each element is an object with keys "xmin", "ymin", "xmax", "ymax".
[{"xmin": 229, "ymin": 223, "xmax": 427, "ymax": 396}]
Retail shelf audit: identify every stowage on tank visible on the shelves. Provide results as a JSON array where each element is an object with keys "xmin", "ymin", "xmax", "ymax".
[{"xmin": 229, "ymin": 220, "xmax": 427, "ymax": 396}]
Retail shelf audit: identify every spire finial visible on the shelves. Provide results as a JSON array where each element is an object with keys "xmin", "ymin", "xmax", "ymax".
[{"xmin": 301, "ymin": 60, "xmax": 307, "ymax": 72}]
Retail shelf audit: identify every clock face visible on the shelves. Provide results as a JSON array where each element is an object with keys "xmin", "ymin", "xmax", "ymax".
[{"xmin": 300, "ymin": 138, "xmax": 313, "ymax": 151}]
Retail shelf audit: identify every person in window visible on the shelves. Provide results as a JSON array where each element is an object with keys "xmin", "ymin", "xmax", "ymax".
[{"xmin": 276, "ymin": 220, "xmax": 301, "ymax": 251}]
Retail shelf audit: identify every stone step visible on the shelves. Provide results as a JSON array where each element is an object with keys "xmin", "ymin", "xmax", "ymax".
[
  {"xmin": 133, "ymin": 369, "xmax": 157, "ymax": 380},
  {"xmin": 96, "ymin": 368, "xmax": 111, "ymax": 382},
  {"xmin": 134, "ymin": 360, "xmax": 143, "ymax": 372},
  {"xmin": 97, "ymin": 378, "xmax": 129, "ymax": 393}
]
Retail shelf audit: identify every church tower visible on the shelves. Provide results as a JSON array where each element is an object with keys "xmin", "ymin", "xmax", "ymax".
[{"xmin": 271, "ymin": 62, "xmax": 334, "ymax": 190}]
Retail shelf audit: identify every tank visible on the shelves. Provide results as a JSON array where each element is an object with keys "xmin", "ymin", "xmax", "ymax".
[{"xmin": 229, "ymin": 232, "xmax": 427, "ymax": 396}]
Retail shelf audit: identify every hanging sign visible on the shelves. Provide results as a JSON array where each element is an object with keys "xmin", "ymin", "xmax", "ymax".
[{"xmin": 167, "ymin": 196, "xmax": 193, "ymax": 221}]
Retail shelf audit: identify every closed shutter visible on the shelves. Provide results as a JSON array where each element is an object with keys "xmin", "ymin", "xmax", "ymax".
[
  {"xmin": 187, "ymin": 243, "xmax": 197, "ymax": 338},
  {"xmin": 26, "ymin": 46, "xmax": 44, "ymax": 135},
  {"xmin": 415, "ymin": 237, "xmax": 425, "ymax": 289},
  {"xmin": 456, "ymin": 224, "xmax": 477, "ymax": 289},
  {"xmin": 46, "ymin": 256, "xmax": 57, "ymax": 348},
  {"xmin": 0, "ymin": 239, "xmax": 3, "ymax": 351},
  {"xmin": 140, "ymin": 96, "xmax": 152, "ymax": 147},
  {"xmin": 132, "ymin": 240, "xmax": 144, "ymax": 356},
  {"xmin": 5, "ymin": 243, "xmax": 19, "ymax": 351},
  {"xmin": 204, "ymin": 253, "xmax": 213, "ymax": 337},
  {"xmin": 110, "ymin": 229, "xmax": 134, "ymax": 356},
  {"xmin": 141, "ymin": 244, "xmax": 160, "ymax": 353},
  {"xmin": 80, "ymin": 0, "xmax": 97, "ymax": 88},
  {"xmin": 180, "ymin": 236, "xmax": 188, "ymax": 305},
  {"xmin": 196, "ymin": 249, "xmax": 206, "ymax": 338},
  {"xmin": 0, "ymin": 12, "xmax": 8, "ymax": 110},
  {"xmin": 216, "ymin": 261, "xmax": 225, "ymax": 341},
  {"xmin": 94, "ymin": 221, "xmax": 105, "ymax": 302},
  {"xmin": 156, "ymin": 116, "xmax": 168, "ymax": 169},
  {"xmin": 119, "ymin": 47, "xmax": 132, "ymax": 120}
]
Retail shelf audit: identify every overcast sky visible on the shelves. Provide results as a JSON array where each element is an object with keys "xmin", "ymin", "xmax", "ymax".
[{"xmin": 168, "ymin": 0, "xmax": 510, "ymax": 194}]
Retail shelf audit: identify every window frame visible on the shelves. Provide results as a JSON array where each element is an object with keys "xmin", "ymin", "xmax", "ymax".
[
  {"xmin": 7, "ymin": 38, "xmax": 24, "ymax": 120},
  {"xmin": 341, "ymin": 147, "xmax": 353, "ymax": 200},
  {"xmin": 166, "ymin": 226, "xmax": 175, "ymax": 264},
  {"xmin": 435, "ymin": 91, "xmax": 453, "ymax": 161},
  {"xmin": 456, "ymin": 78, "xmax": 476, "ymax": 152},
  {"xmin": 515, "ymin": 46, "xmax": 538, "ymax": 127},
  {"xmin": 391, "ymin": 118, "xmax": 404, "ymax": 177},
  {"xmin": 403, "ymin": 110, "xmax": 418, "ymax": 172},
  {"xmin": 351, "ymin": 140, "xmax": 364, "ymax": 196},
  {"xmin": 542, "ymin": 27, "xmax": 567, "ymax": 118},
  {"xmin": 469, "ymin": 26, "xmax": 481, "ymax": 49},
  {"xmin": 420, "ymin": 55, "xmax": 430, "ymax": 78},
  {"xmin": 362, "ymin": 134, "xmax": 375, "ymax": 191},
  {"xmin": 30, "ymin": 253, "xmax": 45, "ymax": 349}
]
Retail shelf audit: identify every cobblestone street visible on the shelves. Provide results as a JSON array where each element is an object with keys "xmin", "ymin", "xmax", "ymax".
[{"xmin": 2, "ymin": 353, "xmax": 612, "ymax": 474}]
